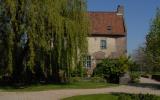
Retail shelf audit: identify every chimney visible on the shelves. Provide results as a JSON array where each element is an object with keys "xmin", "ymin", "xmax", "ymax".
[{"xmin": 117, "ymin": 5, "xmax": 124, "ymax": 15}]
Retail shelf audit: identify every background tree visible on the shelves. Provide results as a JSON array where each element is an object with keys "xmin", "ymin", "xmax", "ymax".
[
  {"xmin": 145, "ymin": 8, "xmax": 160, "ymax": 72},
  {"xmin": 131, "ymin": 45, "xmax": 149, "ymax": 72},
  {"xmin": 131, "ymin": 8, "xmax": 160, "ymax": 74}
]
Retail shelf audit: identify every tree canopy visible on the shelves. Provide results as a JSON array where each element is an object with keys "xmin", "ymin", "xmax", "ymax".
[
  {"xmin": 132, "ymin": 8, "xmax": 160, "ymax": 73},
  {"xmin": 0, "ymin": 0, "xmax": 88, "ymax": 84},
  {"xmin": 145, "ymin": 8, "xmax": 160, "ymax": 72}
]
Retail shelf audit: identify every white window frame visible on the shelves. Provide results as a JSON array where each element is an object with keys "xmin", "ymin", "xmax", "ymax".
[
  {"xmin": 100, "ymin": 40, "xmax": 107, "ymax": 49},
  {"xmin": 84, "ymin": 56, "xmax": 91, "ymax": 68}
]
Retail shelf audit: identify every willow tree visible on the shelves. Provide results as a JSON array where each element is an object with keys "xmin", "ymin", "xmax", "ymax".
[
  {"xmin": 0, "ymin": 0, "xmax": 17, "ymax": 78},
  {"xmin": 0, "ymin": 0, "xmax": 29, "ymax": 82},
  {"xmin": 0, "ymin": 0, "xmax": 38, "ymax": 82},
  {"xmin": 46, "ymin": 0, "xmax": 88, "ymax": 82},
  {"xmin": 0, "ymin": 0, "xmax": 88, "ymax": 84}
]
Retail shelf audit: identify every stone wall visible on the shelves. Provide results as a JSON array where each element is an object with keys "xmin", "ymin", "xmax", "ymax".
[
  {"xmin": 115, "ymin": 36, "xmax": 127, "ymax": 56},
  {"xmin": 87, "ymin": 36, "xmax": 117, "ymax": 57},
  {"xmin": 86, "ymin": 36, "xmax": 127, "ymax": 76}
]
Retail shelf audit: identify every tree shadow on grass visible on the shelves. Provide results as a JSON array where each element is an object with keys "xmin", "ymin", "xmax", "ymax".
[
  {"xmin": 128, "ymin": 83, "xmax": 160, "ymax": 90},
  {"xmin": 110, "ymin": 92, "xmax": 160, "ymax": 100},
  {"xmin": 111, "ymin": 92, "xmax": 134, "ymax": 95}
]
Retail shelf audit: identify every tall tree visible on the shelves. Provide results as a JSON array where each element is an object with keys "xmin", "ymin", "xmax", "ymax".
[
  {"xmin": 0, "ymin": 0, "xmax": 17, "ymax": 77},
  {"xmin": 0, "ymin": 0, "xmax": 88, "ymax": 84},
  {"xmin": 145, "ymin": 8, "xmax": 160, "ymax": 72},
  {"xmin": 46, "ymin": 0, "xmax": 88, "ymax": 82}
]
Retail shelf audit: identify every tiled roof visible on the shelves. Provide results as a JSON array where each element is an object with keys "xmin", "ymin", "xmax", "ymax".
[{"xmin": 88, "ymin": 12, "xmax": 126, "ymax": 36}]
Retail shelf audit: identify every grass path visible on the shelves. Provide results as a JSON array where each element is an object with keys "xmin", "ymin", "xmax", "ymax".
[{"xmin": 0, "ymin": 78, "xmax": 159, "ymax": 100}]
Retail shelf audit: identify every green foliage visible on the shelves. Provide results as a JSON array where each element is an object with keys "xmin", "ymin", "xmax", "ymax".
[
  {"xmin": 71, "ymin": 66, "xmax": 89, "ymax": 77},
  {"xmin": 93, "ymin": 56, "xmax": 132, "ymax": 83},
  {"xmin": 0, "ymin": 0, "xmax": 15, "ymax": 77},
  {"xmin": 129, "ymin": 62, "xmax": 140, "ymax": 72},
  {"xmin": 129, "ymin": 72, "xmax": 140, "ymax": 83},
  {"xmin": 133, "ymin": 8, "xmax": 160, "ymax": 74},
  {"xmin": 0, "ymin": 0, "xmax": 88, "ymax": 84},
  {"xmin": 145, "ymin": 8, "xmax": 160, "ymax": 72}
]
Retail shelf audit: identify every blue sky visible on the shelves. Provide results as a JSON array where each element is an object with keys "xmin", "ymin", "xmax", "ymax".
[{"xmin": 87, "ymin": 0, "xmax": 160, "ymax": 54}]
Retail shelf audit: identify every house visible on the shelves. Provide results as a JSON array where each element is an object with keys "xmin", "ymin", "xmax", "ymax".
[{"xmin": 86, "ymin": 5, "xmax": 127, "ymax": 76}]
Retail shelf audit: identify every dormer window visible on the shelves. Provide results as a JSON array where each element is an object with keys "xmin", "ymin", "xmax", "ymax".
[{"xmin": 107, "ymin": 26, "xmax": 112, "ymax": 32}]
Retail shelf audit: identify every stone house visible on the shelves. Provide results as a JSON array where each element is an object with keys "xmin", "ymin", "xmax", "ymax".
[{"xmin": 85, "ymin": 5, "xmax": 127, "ymax": 75}]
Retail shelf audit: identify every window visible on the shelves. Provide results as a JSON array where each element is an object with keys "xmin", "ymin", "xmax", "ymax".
[
  {"xmin": 107, "ymin": 26, "xmax": 112, "ymax": 33},
  {"xmin": 84, "ymin": 56, "xmax": 91, "ymax": 68},
  {"xmin": 100, "ymin": 40, "xmax": 107, "ymax": 49}
]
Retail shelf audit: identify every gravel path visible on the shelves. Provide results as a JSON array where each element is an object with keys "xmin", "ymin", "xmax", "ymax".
[
  {"xmin": 140, "ymin": 77, "xmax": 160, "ymax": 84},
  {"xmin": 0, "ymin": 77, "xmax": 159, "ymax": 100}
]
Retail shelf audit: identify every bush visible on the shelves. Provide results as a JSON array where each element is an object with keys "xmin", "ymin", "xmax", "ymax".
[
  {"xmin": 93, "ymin": 56, "xmax": 133, "ymax": 83},
  {"xmin": 152, "ymin": 74, "xmax": 160, "ymax": 81},
  {"xmin": 93, "ymin": 59, "xmax": 119, "ymax": 83},
  {"xmin": 90, "ymin": 77, "xmax": 106, "ymax": 83},
  {"xmin": 130, "ymin": 72, "xmax": 140, "ymax": 83}
]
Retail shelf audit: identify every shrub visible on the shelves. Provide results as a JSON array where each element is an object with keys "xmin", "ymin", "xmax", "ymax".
[
  {"xmin": 93, "ymin": 56, "xmax": 132, "ymax": 83},
  {"xmin": 130, "ymin": 72, "xmax": 140, "ymax": 83},
  {"xmin": 93, "ymin": 59, "xmax": 119, "ymax": 83}
]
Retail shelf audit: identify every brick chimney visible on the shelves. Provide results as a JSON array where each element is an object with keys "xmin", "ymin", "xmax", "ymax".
[{"xmin": 117, "ymin": 5, "xmax": 124, "ymax": 15}]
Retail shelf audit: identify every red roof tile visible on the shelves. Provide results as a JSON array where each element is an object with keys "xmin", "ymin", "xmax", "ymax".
[{"xmin": 88, "ymin": 12, "xmax": 126, "ymax": 36}]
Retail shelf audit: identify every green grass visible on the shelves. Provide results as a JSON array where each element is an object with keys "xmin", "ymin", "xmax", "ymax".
[
  {"xmin": 62, "ymin": 94, "xmax": 160, "ymax": 100},
  {"xmin": 62, "ymin": 94, "xmax": 118, "ymax": 100},
  {"xmin": 0, "ymin": 81, "xmax": 116, "ymax": 92}
]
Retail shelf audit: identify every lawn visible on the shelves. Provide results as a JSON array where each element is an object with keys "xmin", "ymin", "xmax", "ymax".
[
  {"xmin": 63, "ymin": 94, "xmax": 118, "ymax": 100},
  {"xmin": 0, "ymin": 81, "xmax": 116, "ymax": 92},
  {"xmin": 62, "ymin": 94, "xmax": 160, "ymax": 100}
]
